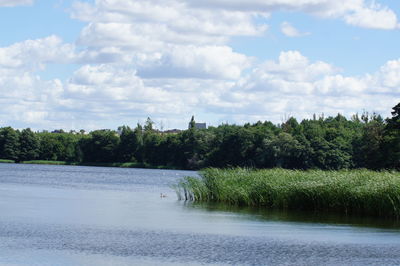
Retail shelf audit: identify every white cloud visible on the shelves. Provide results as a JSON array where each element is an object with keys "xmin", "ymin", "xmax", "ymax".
[
  {"xmin": 0, "ymin": 0, "xmax": 399, "ymax": 130},
  {"xmin": 234, "ymin": 51, "xmax": 353, "ymax": 96},
  {"xmin": 69, "ymin": 0, "xmax": 399, "ymax": 84},
  {"xmin": 72, "ymin": 0, "xmax": 267, "ymax": 41},
  {"xmin": 0, "ymin": 70, "xmax": 65, "ymax": 128},
  {"xmin": 281, "ymin": 21, "xmax": 310, "ymax": 37},
  {"xmin": 68, "ymin": 64, "xmax": 162, "ymax": 102},
  {"xmin": 186, "ymin": 0, "xmax": 399, "ymax": 30},
  {"xmin": 0, "ymin": 35, "xmax": 76, "ymax": 71},
  {"xmin": 186, "ymin": 0, "xmax": 358, "ymax": 13},
  {"xmin": 205, "ymin": 50, "xmax": 399, "ymax": 124},
  {"xmin": 376, "ymin": 59, "xmax": 400, "ymax": 89},
  {"xmin": 344, "ymin": 3, "xmax": 399, "ymax": 30},
  {"xmin": 137, "ymin": 45, "xmax": 250, "ymax": 80},
  {"xmin": 1, "ymin": 44, "xmax": 399, "ymax": 129},
  {"xmin": 255, "ymin": 51, "xmax": 337, "ymax": 83},
  {"xmin": 315, "ymin": 75, "xmax": 367, "ymax": 95},
  {"xmin": 72, "ymin": 0, "xmax": 257, "ymax": 80},
  {"xmin": 0, "ymin": 0, "xmax": 32, "ymax": 7}
]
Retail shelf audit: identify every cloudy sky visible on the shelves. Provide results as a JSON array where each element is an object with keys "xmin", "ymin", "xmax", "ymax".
[{"xmin": 0, "ymin": 0, "xmax": 399, "ymax": 130}]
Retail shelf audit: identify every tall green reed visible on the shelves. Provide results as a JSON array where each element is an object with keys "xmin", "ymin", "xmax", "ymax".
[{"xmin": 175, "ymin": 168, "xmax": 400, "ymax": 219}]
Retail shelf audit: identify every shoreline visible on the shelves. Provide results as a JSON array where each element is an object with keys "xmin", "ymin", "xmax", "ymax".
[{"xmin": 0, "ymin": 159, "xmax": 183, "ymax": 170}]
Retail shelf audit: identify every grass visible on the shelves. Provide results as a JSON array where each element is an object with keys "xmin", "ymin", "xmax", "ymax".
[
  {"xmin": 21, "ymin": 160, "xmax": 70, "ymax": 165},
  {"xmin": 175, "ymin": 168, "xmax": 400, "ymax": 219},
  {"xmin": 0, "ymin": 159, "xmax": 14, "ymax": 163}
]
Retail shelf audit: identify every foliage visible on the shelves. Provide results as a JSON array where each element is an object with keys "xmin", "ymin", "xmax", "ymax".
[
  {"xmin": 0, "ymin": 127, "xmax": 19, "ymax": 160},
  {"xmin": 80, "ymin": 130, "xmax": 120, "ymax": 163},
  {"xmin": 21, "ymin": 160, "xmax": 69, "ymax": 165},
  {"xmin": 18, "ymin": 128, "xmax": 39, "ymax": 162},
  {"xmin": 0, "ymin": 159, "xmax": 14, "ymax": 163},
  {"xmin": 0, "ymin": 102, "xmax": 399, "ymax": 169},
  {"xmin": 176, "ymin": 168, "xmax": 400, "ymax": 219},
  {"xmin": 383, "ymin": 104, "xmax": 400, "ymax": 169}
]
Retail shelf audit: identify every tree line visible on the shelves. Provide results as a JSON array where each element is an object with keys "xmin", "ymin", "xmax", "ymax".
[{"xmin": 1, "ymin": 103, "xmax": 399, "ymax": 170}]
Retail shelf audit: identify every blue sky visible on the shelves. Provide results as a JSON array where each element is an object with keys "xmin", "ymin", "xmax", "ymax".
[{"xmin": 0, "ymin": 0, "xmax": 399, "ymax": 130}]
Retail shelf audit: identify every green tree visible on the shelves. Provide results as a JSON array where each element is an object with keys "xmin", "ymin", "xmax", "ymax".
[
  {"xmin": 355, "ymin": 114, "xmax": 385, "ymax": 169},
  {"xmin": 383, "ymin": 103, "xmax": 400, "ymax": 169},
  {"xmin": 387, "ymin": 103, "xmax": 400, "ymax": 130},
  {"xmin": 189, "ymin": 115, "xmax": 196, "ymax": 129},
  {"xmin": 133, "ymin": 124, "xmax": 144, "ymax": 162},
  {"xmin": 207, "ymin": 125, "xmax": 255, "ymax": 167},
  {"xmin": 0, "ymin": 127, "xmax": 20, "ymax": 160},
  {"xmin": 118, "ymin": 126, "xmax": 137, "ymax": 162},
  {"xmin": 144, "ymin": 117, "xmax": 154, "ymax": 132},
  {"xmin": 281, "ymin": 117, "xmax": 299, "ymax": 134},
  {"xmin": 80, "ymin": 130, "xmax": 120, "ymax": 162},
  {"xmin": 263, "ymin": 132, "xmax": 305, "ymax": 169},
  {"xmin": 18, "ymin": 128, "xmax": 39, "ymax": 161},
  {"xmin": 38, "ymin": 133, "xmax": 60, "ymax": 161}
]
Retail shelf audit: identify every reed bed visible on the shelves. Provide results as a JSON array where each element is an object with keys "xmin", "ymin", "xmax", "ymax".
[
  {"xmin": 175, "ymin": 168, "xmax": 400, "ymax": 219},
  {"xmin": 0, "ymin": 159, "xmax": 14, "ymax": 163},
  {"xmin": 21, "ymin": 160, "xmax": 69, "ymax": 165}
]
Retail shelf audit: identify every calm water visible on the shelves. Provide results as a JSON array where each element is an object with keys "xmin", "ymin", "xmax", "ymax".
[{"xmin": 1, "ymin": 164, "xmax": 400, "ymax": 265}]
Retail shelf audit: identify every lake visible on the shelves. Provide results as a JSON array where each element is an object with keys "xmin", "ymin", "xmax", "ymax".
[{"xmin": 1, "ymin": 163, "xmax": 400, "ymax": 265}]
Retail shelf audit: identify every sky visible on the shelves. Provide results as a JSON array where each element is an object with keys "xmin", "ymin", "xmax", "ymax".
[{"xmin": 0, "ymin": 0, "xmax": 399, "ymax": 131}]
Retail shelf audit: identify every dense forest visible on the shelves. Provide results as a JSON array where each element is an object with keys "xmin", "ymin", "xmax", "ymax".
[{"xmin": 1, "ymin": 103, "xmax": 399, "ymax": 170}]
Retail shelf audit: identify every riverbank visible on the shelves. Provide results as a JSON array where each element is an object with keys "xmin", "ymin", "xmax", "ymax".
[
  {"xmin": 176, "ymin": 168, "xmax": 400, "ymax": 219},
  {"xmin": 0, "ymin": 159, "xmax": 14, "ymax": 163},
  {"xmin": 0, "ymin": 159, "xmax": 179, "ymax": 170}
]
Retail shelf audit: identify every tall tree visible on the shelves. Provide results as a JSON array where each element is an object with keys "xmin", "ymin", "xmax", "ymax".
[
  {"xmin": 80, "ymin": 130, "xmax": 120, "ymax": 163},
  {"xmin": 387, "ymin": 102, "xmax": 400, "ymax": 130},
  {"xmin": 189, "ymin": 115, "xmax": 196, "ymax": 129},
  {"xmin": 118, "ymin": 126, "xmax": 136, "ymax": 162},
  {"xmin": 383, "ymin": 103, "xmax": 400, "ymax": 169},
  {"xmin": 18, "ymin": 128, "xmax": 39, "ymax": 161},
  {"xmin": 0, "ymin": 127, "xmax": 19, "ymax": 160},
  {"xmin": 144, "ymin": 117, "xmax": 154, "ymax": 132},
  {"xmin": 356, "ymin": 114, "xmax": 385, "ymax": 169}
]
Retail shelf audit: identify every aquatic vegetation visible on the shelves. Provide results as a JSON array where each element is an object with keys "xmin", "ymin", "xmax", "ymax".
[
  {"xmin": 176, "ymin": 168, "xmax": 400, "ymax": 219},
  {"xmin": 21, "ymin": 160, "xmax": 68, "ymax": 165},
  {"xmin": 0, "ymin": 159, "xmax": 14, "ymax": 163}
]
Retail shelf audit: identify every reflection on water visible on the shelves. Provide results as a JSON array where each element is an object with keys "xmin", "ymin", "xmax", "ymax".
[
  {"xmin": 184, "ymin": 201, "xmax": 400, "ymax": 230},
  {"xmin": 1, "ymin": 163, "xmax": 400, "ymax": 265}
]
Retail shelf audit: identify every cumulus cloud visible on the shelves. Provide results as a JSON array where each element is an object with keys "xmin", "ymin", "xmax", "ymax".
[
  {"xmin": 68, "ymin": 64, "xmax": 169, "ymax": 102},
  {"xmin": 0, "ymin": 0, "xmax": 33, "ymax": 7},
  {"xmin": 202, "ymin": 50, "xmax": 399, "ymax": 124},
  {"xmin": 71, "ymin": 0, "xmax": 257, "ymax": 80},
  {"xmin": 234, "ymin": 51, "xmax": 355, "ymax": 96},
  {"xmin": 0, "ymin": 35, "xmax": 76, "ymax": 71},
  {"xmin": 56, "ymin": 50, "xmax": 398, "ymax": 129},
  {"xmin": 137, "ymin": 45, "xmax": 250, "ymax": 80},
  {"xmin": 1, "ymin": 41, "xmax": 399, "ymax": 129},
  {"xmin": 186, "ymin": 0, "xmax": 358, "ymax": 13},
  {"xmin": 256, "ymin": 51, "xmax": 337, "ymax": 83},
  {"xmin": 281, "ymin": 22, "xmax": 310, "ymax": 37},
  {"xmin": 0, "ymin": 70, "xmax": 65, "ymax": 128},
  {"xmin": 344, "ymin": 3, "xmax": 399, "ymax": 30},
  {"xmin": 0, "ymin": 0, "xmax": 399, "ymax": 130},
  {"xmin": 186, "ymin": 0, "xmax": 399, "ymax": 30},
  {"xmin": 72, "ymin": 0, "xmax": 267, "ymax": 41},
  {"xmin": 69, "ymin": 0, "xmax": 399, "ymax": 82},
  {"xmin": 375, "ymin": 59, "xmax": 400, "ymax": 90}
]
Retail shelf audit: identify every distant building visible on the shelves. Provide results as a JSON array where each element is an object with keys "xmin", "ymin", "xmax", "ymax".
[{"xmin": 188, "ymin": 123, "xmax": 207, "ymax": 129}]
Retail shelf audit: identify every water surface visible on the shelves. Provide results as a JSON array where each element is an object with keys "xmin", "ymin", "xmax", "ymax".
[{"xmin": 1, "ymin": 163, "xmax": 400, "ymax": 265}]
